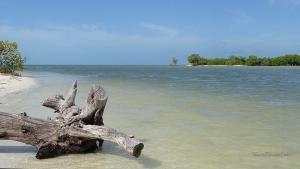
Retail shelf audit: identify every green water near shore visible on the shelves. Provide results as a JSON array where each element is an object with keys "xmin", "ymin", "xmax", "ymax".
[{"xmin": 0, "ymin": 66, "xmax": 300, "ymax": 169}]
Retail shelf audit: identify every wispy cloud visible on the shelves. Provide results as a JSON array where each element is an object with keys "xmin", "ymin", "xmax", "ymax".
[
  {"xmin": 1, "ymin": 23, "xmax": 298, "ymax": 64},
  {"xmin": 142, "ymin": 23, "xmax": 179, "ymax": 37},
  {"xmin": 230, "ymin": 11, "xmax": 254, "ymax": 25},
  {"xmin": 268, "ymin": 0, "xmax": 300, "ymax": 8},
  {"xmin": 0, "ymin": 23, "xmax": 201, "ymax": 64},
  {"xmin": 216, "ymin": 32, "xmax": 300, "ymax": 56},
  {"xmin": 0, "ymin": 24, "xmax": 200, "ymax": 47}
]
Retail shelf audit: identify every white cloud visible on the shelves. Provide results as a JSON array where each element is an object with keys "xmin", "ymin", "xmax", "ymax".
[{"xmin": 142, "ymin": 23, "xmax": 179, "ymax": 37}]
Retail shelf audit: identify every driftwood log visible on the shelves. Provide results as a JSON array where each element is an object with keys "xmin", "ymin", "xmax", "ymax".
[{"xmin": 0, "ymin": 81, "xmax": 144, "ymax": 159}]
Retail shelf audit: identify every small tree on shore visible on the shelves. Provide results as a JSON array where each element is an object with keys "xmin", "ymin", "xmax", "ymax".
[
  {"xmin": 0, "ymin": 40, "xmax": 25, "ymax": 74},
  {"xmin": 171, "ymin": 57, "xmax": 178, "ymax": 65}
]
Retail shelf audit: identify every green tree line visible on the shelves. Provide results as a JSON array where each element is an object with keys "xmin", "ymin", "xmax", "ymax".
[
  {"xmin": 187, "ymin": 54, "xmax": 300, "ymax": 66},
  {"xmin": 0, "ymin": 40, "xmax": 25, "ymax": 74}
]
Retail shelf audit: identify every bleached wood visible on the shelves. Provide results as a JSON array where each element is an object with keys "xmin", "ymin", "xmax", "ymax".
[{"xmin": 0, "ymin": 81, "xmax": 144, "ymax": 159}]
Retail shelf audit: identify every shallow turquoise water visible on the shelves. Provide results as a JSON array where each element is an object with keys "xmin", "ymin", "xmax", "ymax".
[{"xmin": 1, "ymin": 66, "xmax": 300, "ymax": 169}]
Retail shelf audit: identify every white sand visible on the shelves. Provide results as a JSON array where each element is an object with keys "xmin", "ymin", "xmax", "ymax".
[{"xmin": 0, "ymin": 73, "xmax": 36, "ymax": 98}]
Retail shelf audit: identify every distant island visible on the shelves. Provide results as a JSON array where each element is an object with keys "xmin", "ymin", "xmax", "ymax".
[{"xmin": 187, "ymin": 54, "xmax": 300, "ymax": 66}]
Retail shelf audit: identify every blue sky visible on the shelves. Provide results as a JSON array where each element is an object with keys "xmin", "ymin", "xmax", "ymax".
[{"xmin": 0, "ymin": 0, "xmax": 300, "ymax": 64}]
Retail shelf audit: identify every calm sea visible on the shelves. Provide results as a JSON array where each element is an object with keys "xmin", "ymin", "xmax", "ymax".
[{"xmin": 1, "ymin": 65, "xmax": 300, "ymax": 169}]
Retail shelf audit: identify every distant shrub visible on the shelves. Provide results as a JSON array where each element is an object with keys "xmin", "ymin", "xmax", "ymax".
[
  {"xmin": 207, "ymin": 58, "xmax": 226, "ymax": 65},
  {"xmin": 0, "ymin": 40, "xmax": 25, "ymax": 74},
  {"xmin": 225, "ymin": 55, "xmax": 245, "ymax": 65},
  {"xmin": 187, "ymin": 54, "xmax": 207, "ymax": 66}
]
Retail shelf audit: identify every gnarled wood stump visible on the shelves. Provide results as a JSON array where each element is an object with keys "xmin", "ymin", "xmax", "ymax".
[{"xmin": 0, "ymin": 81, "xmax": 144, "ymax": 159}]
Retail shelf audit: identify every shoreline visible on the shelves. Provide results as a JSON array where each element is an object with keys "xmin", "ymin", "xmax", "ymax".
[{"xmin": 0, "ymin": 73, "xmax": 36, "ymax": 100}]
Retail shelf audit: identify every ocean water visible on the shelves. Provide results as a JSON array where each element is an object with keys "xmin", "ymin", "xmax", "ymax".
[{"xmin": 0, "ymin": 65, "xmax": 300, "ymax": 169}]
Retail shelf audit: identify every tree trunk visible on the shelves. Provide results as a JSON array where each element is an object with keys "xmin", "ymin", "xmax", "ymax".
[{"xmin": 0, "ymin": 81, "xmax": 144, "ymax": 159}]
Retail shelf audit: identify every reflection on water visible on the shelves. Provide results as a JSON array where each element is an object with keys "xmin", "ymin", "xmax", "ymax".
[
  {"xmin": 0, "ymin": 145, "xmax": 36, "ymax": 153},
  {"xmin": 138, "ymin": 155, "xmax": 162, "ymax": 169},
  {"xmin": 0, "ymin": 66, "xmax": 300, "ymax": 169}
]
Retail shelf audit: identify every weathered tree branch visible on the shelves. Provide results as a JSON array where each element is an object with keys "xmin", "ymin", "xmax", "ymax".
[{"xmin": 0, "ymin": 81, "xmax": 144, "ymax": 159}]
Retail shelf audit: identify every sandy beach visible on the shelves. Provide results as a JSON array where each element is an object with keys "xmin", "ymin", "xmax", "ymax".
[{"xmin": 0, "ymin": 73, "xmax": 36, "ymax": 103}]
